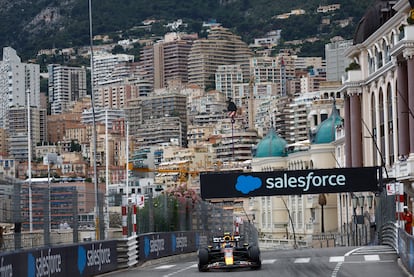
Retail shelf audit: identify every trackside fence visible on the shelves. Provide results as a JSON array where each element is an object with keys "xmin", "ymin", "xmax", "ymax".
[{"xmin": 398, "ymin": 228, "xmax": 414, "ymax": 275}]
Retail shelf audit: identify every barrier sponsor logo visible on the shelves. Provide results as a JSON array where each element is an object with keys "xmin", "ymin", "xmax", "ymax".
[
  {"xmin": 196, "ymin": 234, "xmax": 208, "ymax": 248},
  {"xmin": 171, "ymin": 234, "xmax": 188, "ymax": 252},
  {"xmin": 144, "ymin": 236, "xmax": 165, "ymax": 257},
  {"xmin": 0, "ymin": 257, "xmax": 12, "ymax": 277},
  {"xmin": 27, "ymin": 249, "xmax": 62, "ymax": 277},
  {"xmin": 77, "ymin": 243, "xmax": 115, "ymax": 275}
]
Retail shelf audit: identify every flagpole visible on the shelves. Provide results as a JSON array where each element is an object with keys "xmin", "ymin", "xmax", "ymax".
[
  {"xmin": 27, "ymin": 89, "xmax": 33, "ymax": 232},
  {"xmin": 88, "ymin": 0, "xmax": 100, "ymax": 240}
]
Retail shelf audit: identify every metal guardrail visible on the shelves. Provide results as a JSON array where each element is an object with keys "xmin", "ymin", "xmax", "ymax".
[
  {"xmin": 379, "ymin": 221, "xmax": 398, "ymax": 251},
  {"xmin": 398, "ymin": 228, "xmax": 414, "ymax": 275},
  {"xmin": 116, "ymin": 235, "xmax": 138, "ymax": 269}
]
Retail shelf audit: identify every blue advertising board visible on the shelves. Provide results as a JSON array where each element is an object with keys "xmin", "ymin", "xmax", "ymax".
[
  {"xmin": 0, "ymin": 240, "xmax": 118, "ymax": 277},
  {"xmin": 200, "ymin": 167, "xmax": 380, "ymax": 199},
  {"xmin": 138, "ymin": 231, "xmax": 208, "ymax": 262}
]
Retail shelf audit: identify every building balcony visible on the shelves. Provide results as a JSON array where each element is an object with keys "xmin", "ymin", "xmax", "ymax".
[
  {"xmin": 346, "ymin": 69, "xmax": 362, "ymax": 82},
  {"xmin": 394, "ymin": 155, "xmax": 414, "ymax": 181}
]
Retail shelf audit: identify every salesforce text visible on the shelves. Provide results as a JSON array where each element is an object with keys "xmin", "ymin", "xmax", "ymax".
[{"xmin": 266, "ymin": 172, "xmax": 345, "ymax": 192}]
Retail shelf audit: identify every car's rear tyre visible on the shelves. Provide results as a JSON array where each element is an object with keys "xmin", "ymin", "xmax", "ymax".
[{"xmin": 198, "ymin": 248, "xmax": 209, "ymax": 272}]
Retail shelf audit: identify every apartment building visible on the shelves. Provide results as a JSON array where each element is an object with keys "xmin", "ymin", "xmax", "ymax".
[
  {"xmin": 188, "ymin": 26, "xmax": 252, "ymax": 89},
  {"xmin": 215, "ymin": 64, "xmax": 244, "ymax": 99},
  {"xmin": 325, "ymin": 39, "xmax": 353, "ymax": 82},
  {"xmin": 48, "ymin": 113, "xmax": 83, "ymax": 143},
  {"xmin": 93, "ymin": 52, "xmax": 134, "ymax": 102},
  {"xmin": 140, "ymin": 32, "xmax": 197, "ymax": 90},
  {"xmin": 8, "ymin": 107, "xmax": 47, "ymax": 161},
  {"xmin": 126, "ymin": 92, "xmax": 187, "ymax": 148},
  {"xmin": 48, "ymin": 64, "xmax": 87, "ymax": 114},
  {"xmin": 0, "ymin": 47, "xmax": 40, "ymax": 128},
  {"xmin": 97, "ymin": 82, "xmax": 139, "ymax": 109},
  {"xmin": 19, "ymin": 179, "xmax": 97, "ymax": 231}
]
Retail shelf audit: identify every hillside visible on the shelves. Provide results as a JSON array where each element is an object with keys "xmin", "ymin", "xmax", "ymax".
[{"xmin": 0, "ymin": 0, "xmax": 376, "ymax": 60}]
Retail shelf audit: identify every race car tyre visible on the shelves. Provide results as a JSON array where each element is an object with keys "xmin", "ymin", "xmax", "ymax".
[
  {"xmin": 248, "ymin": 245, "xmax": 260, "ymax": 261},
  {"xmin": 248, "ymin": 245, "xmax": 261, "ymax": 270},
  {"xmin": 198, "ymin": 248, "xmax": 209, "ymax": 272}
]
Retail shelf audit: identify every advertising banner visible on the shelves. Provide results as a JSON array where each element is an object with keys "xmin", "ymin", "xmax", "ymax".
[
  {"xmin": 0, "ymin": 240, "xmax": 118, "ymax": 277},
  {"xmin": 138, "ymin": 231, "xmax": 206, "ymax": 262},
  {"xmin": 200, "ymin": 167, "xmax": 380, "ymax": 199}
]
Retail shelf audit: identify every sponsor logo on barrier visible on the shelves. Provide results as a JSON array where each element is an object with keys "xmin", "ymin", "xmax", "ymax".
[
  {"xmin": 27, "ymin": 249, "xmax": 62, "ymax": 277},
  {"xmin": 144, "ymin": 236, "xmax": 165, "ymax": 257},
  {"xmin": 86, "ymin": 244, "xmax": 111, "ymax": 271},
  {"xmin": 171, "ymin": 234, "xmax": 188, "ymax": 252},
  {"xmin": 77, "ymin": 244, "xmax": 112, "ymax": 274},
  {"xmin": 196, "ymin": 234, "xmax": 208, "ymax": 248},
  {"xmin": 0, "ymin": 257, "xmax": 12, "ymax": 277}
]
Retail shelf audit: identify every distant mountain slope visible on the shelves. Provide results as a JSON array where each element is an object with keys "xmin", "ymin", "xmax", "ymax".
[{"xmin": 0, "ymin": 0, "xmax": 376, "ymax": 60}]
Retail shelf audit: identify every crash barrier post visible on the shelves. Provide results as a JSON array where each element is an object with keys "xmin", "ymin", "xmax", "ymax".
[
  {"xmin": 398, "ymin": 228, "xmax": 414, "ymax": 275},
  {"xmin": 379, "ymin": 221, "xmax": 398, "ymax": 251}
]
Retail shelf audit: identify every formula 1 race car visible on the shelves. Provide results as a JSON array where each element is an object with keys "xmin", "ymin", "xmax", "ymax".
[{"xmin": 197, "ymin": 232, "xmax": 261, "ymax": 272}]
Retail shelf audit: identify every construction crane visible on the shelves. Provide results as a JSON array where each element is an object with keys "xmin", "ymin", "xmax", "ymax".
[{"xmin": 128, "ymin": 162, "xmax": 200, "ymax": 184}]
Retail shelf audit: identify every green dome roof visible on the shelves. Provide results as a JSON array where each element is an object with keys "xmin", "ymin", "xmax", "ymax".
[
  {"xmin": 312, "ymin": 105, "xmax": 343, "ymax": 144},
  {"xmin": 255, "ymin": 128, "xmax": 287, "ymax": 157}
]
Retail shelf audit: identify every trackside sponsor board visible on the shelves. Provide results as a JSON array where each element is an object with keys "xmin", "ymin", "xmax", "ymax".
[
  {"xmin": 0, "ymin": 240, "xmax": 117, "ymax": 277},
  {"xmin": 139, "ymin": 232, "xmax": 201, "ymax": 262},
  {"xmin": 200, "ymin": 167, "xmax": 380, "ymax": 199}
]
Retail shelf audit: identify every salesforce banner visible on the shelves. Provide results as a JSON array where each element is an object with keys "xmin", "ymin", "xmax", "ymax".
[
  {"xmin": 200, "ymin": 167, "xmax": 380, "ymax": 199},
  {"xmin": 0, "ymin": 240, "xmax": 117, "ymax": 277},
  {"xmin": 138, "ymin": 231, "xmax": 207, "ymax": 262}
]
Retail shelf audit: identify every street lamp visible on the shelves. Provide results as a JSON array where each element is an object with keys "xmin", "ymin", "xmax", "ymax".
[
  {"xmin": 359, "ymin": 196, "xmax": 365, "ymax": 210},
  {"xmin": 351, "ymin": 195, "xmax": 358, "ymax": 246},
  {"xmin": 357, "ymin": 196, "xmax": 365, "ymax": 245},
  {"xmin": 367, "ymin": 195, "xmax": 374, "ymax": 209}
]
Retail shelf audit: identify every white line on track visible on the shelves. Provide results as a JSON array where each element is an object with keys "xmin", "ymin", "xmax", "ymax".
[
  {"xmin": 262, "ymin": 259, "xmax": 277, "ymax": 264},
  {"xmin": 294, "ymin": 258, "xmax": 310, "ymax": 263},
  {"xmin": 162, "ymin": 264, "xmax": 197, "ymax": 277},
  {"xmin": 364, "ymin": 255, "xmax": 380, "ymax": 261}
]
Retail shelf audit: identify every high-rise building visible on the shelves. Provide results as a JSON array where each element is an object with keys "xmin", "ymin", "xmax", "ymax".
[
  {"xmin": 93, "ymin": 53, "xmax": 134, "ymax": 103},
  {"xmin": 0, "ymin": 47, "xmax": 40, "ymax": 128},
  {"xmin": 325, "ymin": 39, "xmax": 353, "ymax": 82},
  {"xmin": 8, "ymin": 106, "xmax": 47, "ymax": 161},
  {"xmin": 215, "ymin": 64, "xmax": 243, "ymax": 99},
  {"xmin": 140, "ymin": 32, "xmax": 197, "ymax": 90},
  {"xmin": 125, "ymin": 91, "xmax": 187, "ymax": 148},
  {"xmin": 188, "ymin": 26, "xmax": 252, "ymax": 89},
  {"xmin": 48, "ymin": 64, "xmax": 87, "ymax": 114},
  {"xmin": 97, "ymin": 83, "xmax": 139, "ymax": 109}
]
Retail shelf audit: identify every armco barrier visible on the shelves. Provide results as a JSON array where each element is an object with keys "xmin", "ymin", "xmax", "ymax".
[
  {"xmin": 0, "ymin": 240, "xmax": 118, "ymax": 277},
  {"xmin": 137, "ymin": 231, "xmax": 208, "ymax": 263},
  {"xmin": 0, "ymin": 231, "xmax": 209, "ymax": 276},
  {"xmin": 398, "ymin": 228, "xmax": 414, "ymax": 275},
  {"xmin": 379, "ymin": 221, "xmax": 398, "ymax": 251},
  {"xmin": 116, "ymin": 235, "xmax": 138, "ymax": 269}
]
